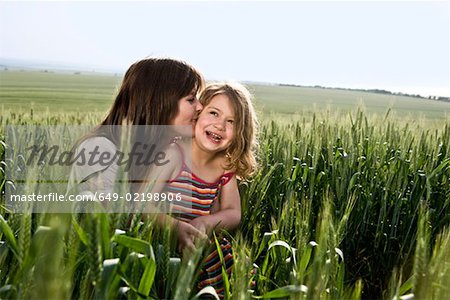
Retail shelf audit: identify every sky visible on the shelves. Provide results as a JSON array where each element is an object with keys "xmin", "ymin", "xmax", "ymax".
[{"xmin": 0, "ymin": 1, "xmax": 449, "ymax": 97}]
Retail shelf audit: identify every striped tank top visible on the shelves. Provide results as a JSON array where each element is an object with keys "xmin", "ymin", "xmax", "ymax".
[{"xmin": 165, "ymin": 142, "xmax": 234, "ymax": 222}]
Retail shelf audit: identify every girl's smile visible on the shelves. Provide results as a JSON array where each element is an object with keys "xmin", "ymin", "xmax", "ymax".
[{"xmin": 206, "ymin": 130, "xmax": 223, "ymax": 143}]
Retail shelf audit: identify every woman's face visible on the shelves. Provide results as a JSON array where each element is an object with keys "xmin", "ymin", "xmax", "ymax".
[{"xmin": 170, "ymin": 91, "xmax": 203, "ymax": 136}]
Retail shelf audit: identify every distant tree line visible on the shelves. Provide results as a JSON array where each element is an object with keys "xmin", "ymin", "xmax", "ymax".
[{"xmin": 278, "ymin": 83, "xmax": 450, "ymax": 103}]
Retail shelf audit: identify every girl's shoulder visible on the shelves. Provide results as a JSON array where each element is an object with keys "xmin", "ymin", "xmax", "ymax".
[
  {"xmin": 214, "ymin": 155, "xmax": 236, "ymax": 185},
  {"xmin": 164, "ymin": 142, "xmax": 185, "ymax": 165},
  {"xmin": 167, "ymin": 138, "xmax": 192, "ymax": 159},
  {"xmin": 158, "ymin": 140, "xmax": 189, "ymax": 180}
]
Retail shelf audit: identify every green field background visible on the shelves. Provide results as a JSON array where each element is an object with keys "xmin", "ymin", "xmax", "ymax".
[
  {"xmin": 2, "ymin": 70, "xmax": 449, "ymax": 121},
  {"xmin": 1, "ymin": 69, "xmax": 450, "ymax": 299}
]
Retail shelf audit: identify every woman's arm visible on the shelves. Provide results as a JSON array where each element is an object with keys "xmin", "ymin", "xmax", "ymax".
[
  {"xmin": 190, "ymin": 175, "xmax": 241, "ymax": 235},
  {"xmin": 67, "ymin": 137, "xmax": 119, "ymax": 196}
]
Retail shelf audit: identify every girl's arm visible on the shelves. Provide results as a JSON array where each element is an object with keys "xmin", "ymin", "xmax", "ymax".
[{"xmin": 190, "ymin": 175, "xmax": 241, "ymax": 235}]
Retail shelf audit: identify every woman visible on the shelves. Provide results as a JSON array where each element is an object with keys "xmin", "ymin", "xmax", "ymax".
[
  {"xmin": 69, "ymin": 58, "xmax": 203, "ymax": 192},
  {"xmin": 68, "ymin": 57, "xmax": 207, "ymax": 249}
]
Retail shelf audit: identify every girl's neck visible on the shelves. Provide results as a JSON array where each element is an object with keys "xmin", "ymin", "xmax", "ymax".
[{"xmin": 191, "ymin": 139, "xmax": 222, "ymax": 168}]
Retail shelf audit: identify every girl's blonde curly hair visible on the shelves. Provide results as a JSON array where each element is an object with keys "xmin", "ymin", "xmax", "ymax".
[{"xmin": 199, "ymin": 82, "xmax": 259, "ymax": 180}]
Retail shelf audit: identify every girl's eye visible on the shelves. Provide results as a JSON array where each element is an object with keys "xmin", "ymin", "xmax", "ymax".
[
  {"xmin": 210, "ymin": 111, "xmax": 218, "ymax": 116},
  {"xmin": 227, "ymin": 120, "xmax": 234, "ymax": 125},
  {"xmin": 187, "ymin": 98, "xmax": 195, "ymax": 103}
]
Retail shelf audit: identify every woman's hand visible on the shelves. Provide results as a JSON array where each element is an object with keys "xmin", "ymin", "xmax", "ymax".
[
  {"xmin": 185, "ymin": 175, "xmax": 242, "ymax": 236},
  {"xmin": 189, "ymin": 217, "xmax": 208, "ymax": 236},
  {"xmin": 176, "ymin": 220, "xmax": 208, "ymax": 254}
]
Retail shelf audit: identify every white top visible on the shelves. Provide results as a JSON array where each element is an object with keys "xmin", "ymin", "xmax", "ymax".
[{"xmin": 66, "ymin": 136, "xmax": 119, "ymax": 195}]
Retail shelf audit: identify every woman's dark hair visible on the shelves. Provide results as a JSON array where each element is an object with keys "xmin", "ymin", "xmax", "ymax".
[
  {"xmin": 102, "ymin": 57, "xmax": 204, "ymax": 127},
  {"xmin": 78, "ymin": 57, "xmax": 204, "ymax": 193}
]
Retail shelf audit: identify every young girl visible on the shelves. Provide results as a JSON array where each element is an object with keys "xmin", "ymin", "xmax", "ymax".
[{"xmin": 148, "ymin": 82, "xmax": 258, "ymax": 296}]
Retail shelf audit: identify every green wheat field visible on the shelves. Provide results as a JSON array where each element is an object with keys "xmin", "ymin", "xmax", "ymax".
[{"xmin": 1, "ymin": 70, "xmax": 450, "ymax": 299}]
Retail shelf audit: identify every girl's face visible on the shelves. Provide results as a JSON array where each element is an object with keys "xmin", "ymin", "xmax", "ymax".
[
  {"xmin": 194, "ymin": 94, "xmax": 235, "ymax": 154},
  {"xmin": 170, "ymin": 91, "xmax": 203, "ymax": 136}
]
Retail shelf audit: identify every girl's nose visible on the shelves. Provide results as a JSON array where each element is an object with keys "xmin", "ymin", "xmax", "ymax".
[{"xmin": 214, "ymin": 120, "xmax": 226, "ymax": 131}]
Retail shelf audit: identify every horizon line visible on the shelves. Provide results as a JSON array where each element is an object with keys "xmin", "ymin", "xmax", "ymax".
[{"xmin": 1, "ymin": 56, "xmax": 448, "ymax": 99}]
